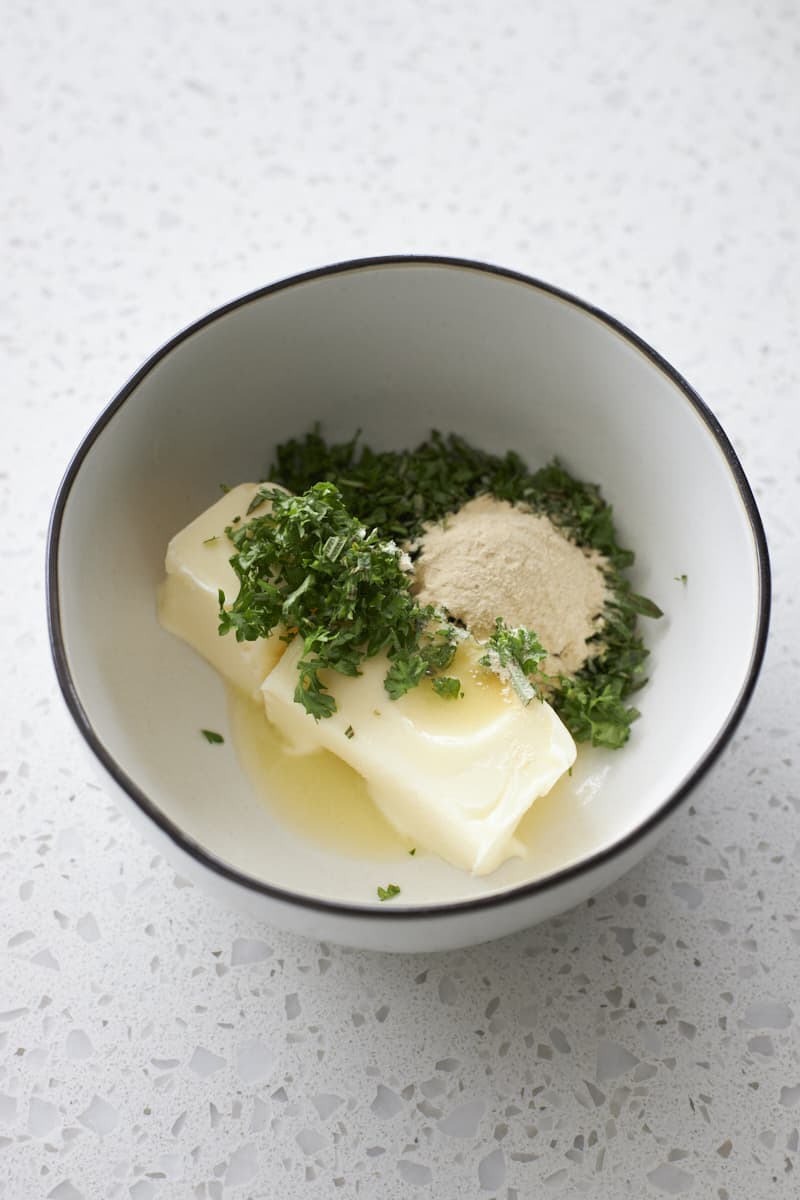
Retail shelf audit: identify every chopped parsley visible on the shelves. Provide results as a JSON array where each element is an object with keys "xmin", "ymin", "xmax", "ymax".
[
  {"xmin": 408, "ymin": 848, "xmax": 416, "ymax": 856},
  {"xmin": 377, "ymin": 883, "xmax": 401, "ymax": 901},
  {"xmin": 675, "ymin": 573, "xmax": 688, "ymax": 584},
  {"xmin": 344, "ymin": 725, "xmax": 355, "ymax": 739},
  {"xmin": 432, "ymin": 675, "xmax": 462, "ymax": 700},
  {"xmin": 267, "ymin": 428, "xmax": 663, "ymax": 749},
  {"xmin": 203, "ymin": 535, "xmax": 219, "ymax": 546},
  {"xmin": 201, "ymin": 729, "xmax": 224, "ymax": 744},
  {"xmin": 479, "ymin": 618, "xmax": 547, "ymax": 706},
  {"xmin": 218, "ymin": 483, "xmax": 460, "ymax": 720}
]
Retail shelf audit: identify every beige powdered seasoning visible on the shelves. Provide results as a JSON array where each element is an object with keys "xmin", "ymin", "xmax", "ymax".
[{"xmin": 412, "ymin": 494, "xmax": 610, "ymax": 678}]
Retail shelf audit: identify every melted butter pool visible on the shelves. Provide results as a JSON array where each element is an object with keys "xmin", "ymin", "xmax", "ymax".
[
  {"xmin": 228, "ymin": 687, "xmax": 412, "ymax": 862},
  {"xmin": 227, "ymin": 678, "xmax": 602, "ymax": 874}
]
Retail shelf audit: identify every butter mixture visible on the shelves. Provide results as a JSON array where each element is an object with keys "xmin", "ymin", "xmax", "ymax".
[
  {"xmin": 412, "ymin": 495, "xmax": 609, "ymax": 679},
  {"xmin": 158, "ymin": 483, "xmax": 579, "ymax": 876}
]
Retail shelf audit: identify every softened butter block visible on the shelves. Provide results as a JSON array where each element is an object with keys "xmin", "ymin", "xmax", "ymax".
[
  {"xmin": 261, "ymin": 639, "xmax": 576, "ymax": 875},
  {"xmin": 159, "ymin": 483, "xmax": 286, "ymax": 697}
]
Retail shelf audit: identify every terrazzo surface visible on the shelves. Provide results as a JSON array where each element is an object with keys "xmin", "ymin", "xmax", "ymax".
[{"xmin": 2, "ymin": 1, "xmax": 799, "ymax": 1196}]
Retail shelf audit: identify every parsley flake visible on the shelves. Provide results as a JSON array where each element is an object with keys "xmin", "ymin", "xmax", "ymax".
[
  {"xmin": 377, "ymin": 883, "xmax": 401, "ymax": 901},
  {"xmin": 201, "ymin": 729, "xmax": 224, "ymax": 744},
  {"xmin": 203, "ymin": 535, "xmax": 219, "ymax": 546},
  {"xmin": 432, "ymin": 675, "xmax": 462, "ymax": 700},
  {"xmin": 675, "ymin": 573, "xmax": 688, "ymax": 584},
  {"xmin": 344, "ymin": 725, "xmax": 355, "ymax": 739}
]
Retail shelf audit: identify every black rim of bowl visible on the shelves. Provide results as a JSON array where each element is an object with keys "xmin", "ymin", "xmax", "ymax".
[{"xmin": 46, "ymin": 255, "xmax": 772, "ymax": 921}]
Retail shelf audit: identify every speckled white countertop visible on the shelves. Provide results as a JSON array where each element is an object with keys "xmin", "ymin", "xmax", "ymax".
[{"xmin": 2, "ymin": 2, "xmax": 798, "ymax": 1196}]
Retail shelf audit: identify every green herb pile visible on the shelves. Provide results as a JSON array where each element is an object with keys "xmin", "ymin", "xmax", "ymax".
[
  {"xmin": 218, "ymin": 481, "xmax": 520, "ymax": 719},
  {"xmin": 261, "ymin": 427, "xmax": 663, "ymax": 749}
]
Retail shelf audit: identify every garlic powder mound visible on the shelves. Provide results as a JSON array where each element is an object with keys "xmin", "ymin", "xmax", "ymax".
[{"xmin": 412, "ymin": 494, "xmax": 609, "ymax": 678}]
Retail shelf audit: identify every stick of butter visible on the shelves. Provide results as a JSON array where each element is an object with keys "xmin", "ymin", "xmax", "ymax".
[
  {"xmin": 262, "ymin": 638, "xmax": 576, "ymax": 876},
  {"xmin": 158, "ymin": 483, "xmax": 287, "ymax": 698}
]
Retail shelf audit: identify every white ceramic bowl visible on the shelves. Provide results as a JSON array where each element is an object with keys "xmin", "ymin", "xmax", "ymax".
[{"xmin": 47, "ymin": 257, "xmax": 770, "ymax": 952}]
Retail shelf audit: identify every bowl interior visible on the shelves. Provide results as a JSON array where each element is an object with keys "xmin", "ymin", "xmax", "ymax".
[{"xmin": 54, "ymin": 261, "xmax": 764, "ymax": 908}]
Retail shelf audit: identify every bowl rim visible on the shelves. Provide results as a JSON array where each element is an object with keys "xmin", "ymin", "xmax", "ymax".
[{"xmin": 46, "ymin": 254, "xmax": 771, "ymax": 921}]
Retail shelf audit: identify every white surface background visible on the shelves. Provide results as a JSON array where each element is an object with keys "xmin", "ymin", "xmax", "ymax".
[{"xmin": 2, "ymin": 1, "xmax": 798, "ymax": 1197}]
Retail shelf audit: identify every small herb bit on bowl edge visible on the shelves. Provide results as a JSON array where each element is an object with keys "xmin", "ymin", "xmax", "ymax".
[
  {"xmin": 408, "ymin": 848, "xmax": 416, "ymax": 856},
  {"xmin": 201, "ymin": 729, "xmax": 224, "ymax": 744},
  {"xmin": 675, "ymin": 574, "xmax": 688, "ymax": 584},
  {"xmin": 344, "ymin": 725, "xmax": 355, "ymax": 739},
  {"xmin": 377, "ymin": 883, "xmax": 401, "ymax": 901},
  {"xmin": 203, "ymin": 535, "xmax": 219, "ymax": 545}
]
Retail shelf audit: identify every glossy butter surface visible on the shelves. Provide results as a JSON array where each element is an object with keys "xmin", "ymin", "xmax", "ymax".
[
  {"xmin": 158, "ymin": 483, "xmax": 286, "ymax": 698},
  {"xmin": 261, "ymin": 639, "xmax": 576, "ymax": 875}
]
